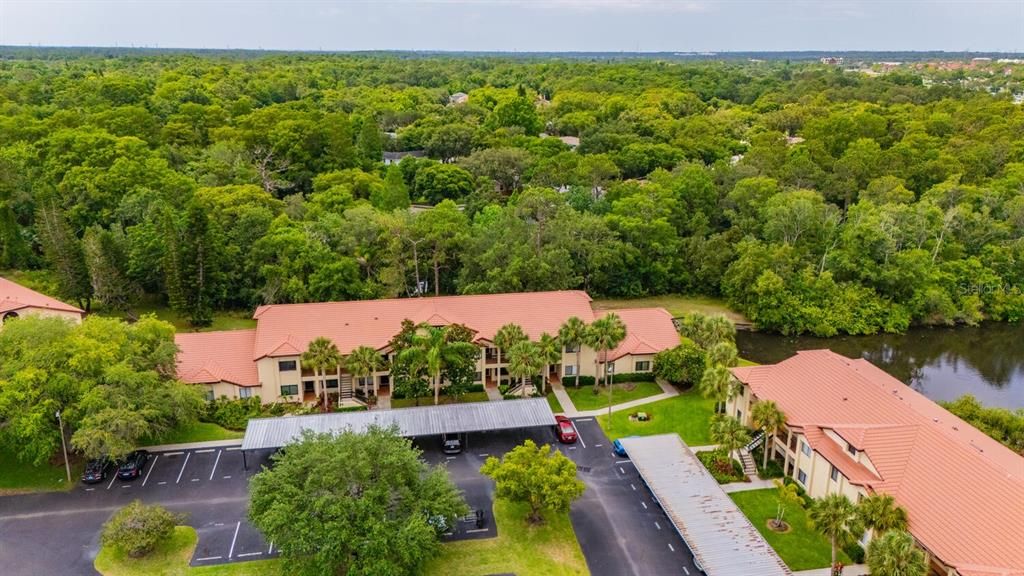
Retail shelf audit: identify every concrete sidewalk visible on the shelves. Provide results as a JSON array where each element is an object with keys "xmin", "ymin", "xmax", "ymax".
[
  {"xmin": 794, "ymin": 565, "xmax": 868, "ymax": 576},
  {"xmin": 552, "ymin": 379, "xmax": 679, "ymax": 417},
  {"xmin": 139, "ymin": 438, "xmax": 242, "ymax": 452},
  {"xmin": 721, "ymin": 478, "xmax": 777, "ymax": 493}
]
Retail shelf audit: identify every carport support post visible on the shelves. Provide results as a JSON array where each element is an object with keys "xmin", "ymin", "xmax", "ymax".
[{"xmin": 242, "ymin": 449, "xmax": 248, "ymax": 470}]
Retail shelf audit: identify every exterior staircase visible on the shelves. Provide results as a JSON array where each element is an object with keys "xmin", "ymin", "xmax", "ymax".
[
  {"xmin": 506, "ymin": 383, "xmax": 536, "ymax": 398},
  {"xmin": 340, "ymin": 374, "xmax": 354, "ymax": 401},
  {"xmin": 739, "ymin": 450, "xmax": 758, "ymax": 478}
]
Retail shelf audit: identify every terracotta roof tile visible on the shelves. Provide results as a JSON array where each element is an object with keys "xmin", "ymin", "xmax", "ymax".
[
  {"xmin": 731, "ymin": 350, "xmax": 1024, "ymax": 574},
  {"xmin": 0, "ymin": 276, "xmax": 83, "ymax": 315},
  {"xmin": 597, "ymin": 308, "xmax": 681, "ymax": 361},
  {"xmin": 175, "ymin": 330, "xmax": 259, "ymax": 387}
]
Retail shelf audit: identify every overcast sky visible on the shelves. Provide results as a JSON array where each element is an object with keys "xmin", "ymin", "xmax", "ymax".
[{"xmin": 1, "ymin": 0, "xmax": 1021, "ymax": 53}]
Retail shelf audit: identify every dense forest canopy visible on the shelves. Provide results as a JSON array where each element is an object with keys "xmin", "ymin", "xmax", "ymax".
[{"xmin": 0, "ymin": 52, "xmax": 1021, "ymax": 335}]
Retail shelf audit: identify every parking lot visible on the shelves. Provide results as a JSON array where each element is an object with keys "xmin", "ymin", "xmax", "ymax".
[{"xmin": 0, "ymin": 416, "xmax": 697, "ymax": 576}]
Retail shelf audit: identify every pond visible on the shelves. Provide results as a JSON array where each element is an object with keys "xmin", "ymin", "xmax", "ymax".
[{"xmin": 735, "ymin": 323, "xmax": 1024, "ymax": 409}]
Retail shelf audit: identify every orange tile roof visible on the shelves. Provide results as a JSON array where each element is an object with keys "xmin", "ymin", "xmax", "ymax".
[
  {"xmin": 175, "ymin": 330, "xmax": 259, "ymax": 387},
  {"xmin": 597, "ymin": 308, "xmax": 681, "ymax": 361},
  {"xmin": 0, "ymin": 276, "xmax": 83, "ymax": 315},
  {"xmin": 731, "ymin": 350, "xmax": 1024, "ymax": 575},
  {"xmin": 252, "ymin": 291, "xmax": 605, "ymax": 359}
]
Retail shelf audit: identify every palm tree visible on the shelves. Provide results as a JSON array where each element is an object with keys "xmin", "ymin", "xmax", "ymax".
[
  {"xmin": 494, "ymin": 323, "xmax": 527, "ymax": 387},
  {"xmin": 750, "ymin": 400, "xmax": 786, "ymax": 469},
  {"xmin": 301, "ymin": 337, "xmax": 342, "ymax": 409},
  {"xmin": 586, "ymin": 314, "xmax": 627, "ymax": 389},
  {"xmin": 771, "ymin": 478, "xmax": 803, "ymax": 530},
  {"xmin": 400, "ymin": 324, "xmax": 477, "ymax": 405},
  {"xmin": 710, "ymin": 415, "xmax": 750, "ymax": 463},
  {"xmin": 345, "ymin": 345, "xmax": 384, "ymax": 399},
  {"xmin": 707, "ymin": 341, "xmax": 739, "ymax": 368},
  {"xmin": 808, "ymin": 493, "xmax": 865, "ymax": 570},
  {"xmin": 536, "ymin": 332, "xmax": 561, "ymax": 395},
  {"xmin": 506, "ymin": 340, "xmax": 541, "ymax": 397},
  {"xmin": 698, "ymin": 364, "xmax": 737, "ymax": 414},
  {"xmin": 867, "ymin": 530, "xmax": 927, "ymax": 576},
  {"xmin": 858, "ymin": 493, "xmax": 909, "ymax": 559},
  {"xmin": 558, "ymin": 316, "xmax": 588, "ymax": 388}
]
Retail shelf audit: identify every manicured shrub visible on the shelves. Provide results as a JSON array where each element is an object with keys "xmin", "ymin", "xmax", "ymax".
[
  {"xmin": 696, "ymin": 449, "xmax": 746, "ymax": 484},
  {"xmin": 101, "ymin": 500, "xmax": 182, "ymax": 558},
  {"xmin": 843, "ymin": 542, "xmax": 866, "ymax": 564}
]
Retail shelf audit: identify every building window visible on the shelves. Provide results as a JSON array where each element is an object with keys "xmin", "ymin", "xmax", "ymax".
[
  {"xmin": 797, "ymin": 469, "xmax": 807, "ymax": 485},
  {"xmin": 830, "ymin": 465, "xmax": 839, "ymax": 482},
  {"xmin": 564, "ymin": 343, "xmax": 580, "ymax": 353},
  {"xmin": 801, "ymin": 441, "xmax": 811, "ymax": 457},
  {"xmin": 606, "ymin": 362, "xmax": 615, "ymax": 374},
  {"xmin": 326, "ymin": 379, "xmax": 339, "ymax": 389},
  {"xmin": 303, "ymin": 381, "xmax": 315, "ymax": 393},
  {"xmin": 634, "ymin": 360, "xmax": 651, "ymax": 372},
  {"xmin": 280, "ymin": 384, "xmax": 298, "ymax": 396},
  {"xmin": 474, "ymin": 371, "xmax": 482, "ymax": 382},
  {"xmin": 736, "ymin": 410, "xmax": 743, "ymax": 421},
  {"xmin": 204, "ymin": 389, "xmax": 215, "ymax": 402},
  {"xmin": 278, "ymin": 360, "xmax": 297, "ymax": 372},
  {"xmin": 565, "ymin": 364, "xmax": 576, "ymax": 376},
  {"xmin": 239, "ymin": 387, "xmax": 253, "ymax": 399},
  {"xmin": 846, "ymin": 443, "xmax": 857, "ymax": 456}
]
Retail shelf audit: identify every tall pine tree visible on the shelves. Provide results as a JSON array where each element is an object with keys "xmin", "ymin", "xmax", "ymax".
[
  {"xmin": 36, "ymin": 197, "xmax": 92, "ymax": 311},
  {"xmin": 162, "ymin": 202, "xmax": 224, "ymax": 327}
]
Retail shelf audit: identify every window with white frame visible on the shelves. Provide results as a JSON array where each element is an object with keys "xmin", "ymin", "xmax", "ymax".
[
  {"xmin": 797, "ymin": 469, "xmax": 807, "ymax": 485},
  {"xmin": 634, "ymin": 360, "xmax": 651, "ymax": 371},
  {"xmin": 564, "ymin": 342, "xmax": 580, "ymax": 353},
  {"xmin": 239, "ymin": 387, "xmax": 253, "ymax": 399},
  {"xmin": 606, "ymin": 362, "xmax": 615, "ymax": 374},
  {"xmin": 204, "ymin": 388, "xmax": 214, "ymax": 402},
  {"xmin": 801, "ymin": 441, "xmax": 811, "ymax": 457},
  {"xmin": 280, "ymin": 384, "xmax": 298, "ymax": 396},
  {"xmin": 830, "ymin": 465, "xmax": 839, "ymax": 482},
  {"xmin": 278, "ymin": 360, "xmax": 297, "ymax": 372},
  {"xmin": 564, "ymin": 364, "xmax": 576, "ymax": 376}
]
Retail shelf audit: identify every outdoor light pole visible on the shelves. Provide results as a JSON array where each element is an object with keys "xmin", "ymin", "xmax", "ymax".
[{"xmin": 56, "ymin": 410, "xmax": 71, "ymax": 484}]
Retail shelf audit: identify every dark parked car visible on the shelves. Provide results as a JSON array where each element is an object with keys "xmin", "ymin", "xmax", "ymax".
[
  {"xmin": 116, "ymin": 450, "xmax": 149, "ymax": 480},
  {"xmin": 81, "ymin": 457, "xmax": 110, "ymax": 484},
  {"xmin": 554, "ymin": 415, "xmax": 578, "ymax": 444},
  {"xmin": 442, "ymin": 435, "xmax": 462, "ymax": 455}
]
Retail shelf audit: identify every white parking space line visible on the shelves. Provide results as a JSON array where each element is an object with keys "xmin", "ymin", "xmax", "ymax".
[
  {"xmin": 120, "ymin": 484, "xmax": 131, "ymax": 489},
  {"xmin": 465, "ymin": 528, "xmax": 489, "ymax": 533},
  {"xmin": 668, "ymin": 543, "xmax": 675, "ymax": 552},
  {"xmin": 142, "ymin": 455, "xmax": 159, "ymax": 486},
  {"xmin": 641, "ymin": 501, "xmax": 648, "ymax": 509},
  {"xmin": 568, "ymin": 446, "xmax": 576, "ymax": 450},
  {"xmin": 654, "ymin": 521, "xmax": 661, "ymax": 530},
  {"xmin": 224, "ymin": 447, "xmax": 241, "ymax": 451},
  {"xmin": 214, "ymin": 522, "xmax": 224, "ymax": 526},
  {"xmin": 683, "ymin": 566, "xmax": 690, "ymax": 575},
  {"xmin": 209, "ymin": 450, "xmax": 222, "ymax": 480},
  {"xmin": 595, "ymin": 443, "xmax": 603, "ymax": 447},
  {"xmin": 176, "ymin": 451, "xmax": 191, "ymax": 484},
  {"xmin": 106, "ymin": 474, "xmax": 118, "ymax": 490},
  {"xmin": 630, "ymin": 483, "xmax": 636, "ymax": 491},
  {"xmin": 195, "ymin": 556, "xmax": 222, "ymax": 562},
  {"xmin": 228, "ymin": 521, "xmax": 240, "ymax": 559},
  {"xmin": 478, "ymin": 453, "xmax": 489, "ymax": 457},
  {"xmin": 158, "ymin": 481, "xmax": 167, "ymax": 485},
  {"xmin": 268, "ymin": 542, "xmax": 274, "ymax": 555},
  {"xmin": 161, "ymin": 451, "xmax": 184, "ymax": 456},
  {"xmin": 194, "ymin": 449, "xmax": 215, "ymax": 454},
  {"xmin": 237, "ymin": 552, "xmax": 263, "ymax": 558},
  {"xmin": 575, "ymin": 428, "xmax": 587, "ymax": 448},
  {"xmin": 191, "ymin": 478, "xmax": 200, "ymax": 482},
  {"xmin": 615, "ymin": 460, "xmax": 630, "ymax": 464},
  {"xmin": 575, "ymin": 417, "xmax": 595, "ymax": 422},
  {"xmin": 618, "ymin": 466, "xmax": 625, "ymax": 474},
  {"xmin": 85, "ymin": 488, "xmax": 95, "ymax": 492},
  {"xmin": 223, "ymin": 475, "xmax": 232, "ymax": 479}
]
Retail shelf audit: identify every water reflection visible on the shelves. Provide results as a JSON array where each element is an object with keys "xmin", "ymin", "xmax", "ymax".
[{"xmin": 735, "ymin": 323, "xmax": 1024, "ymax": 409}]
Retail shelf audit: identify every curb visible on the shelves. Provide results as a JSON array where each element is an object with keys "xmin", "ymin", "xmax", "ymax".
[{"xmin": 139, "ymin": 438, "xmax": 243, "ymax": 452}]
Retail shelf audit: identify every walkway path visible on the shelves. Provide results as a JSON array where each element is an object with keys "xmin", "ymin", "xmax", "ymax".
[
  {"xmin": 485, "ymin": 385, "xmax": 504, "ymax": 401},
  {"xmin": 721, "ymin": 478, "xmax": 777, "ymax": 493},
  {"xmin": 552, "ymin": 378, "xmax": 679, "ymax": 418},
  {"xmin": 794, "ymin": 564, "xmax": 868, "ymax": 576},
  {"xmin": 139, "ymin": 438, "xmax": 242, "ymax": 452}
]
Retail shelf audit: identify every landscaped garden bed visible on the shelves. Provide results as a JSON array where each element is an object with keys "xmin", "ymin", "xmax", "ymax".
[{"xmin": 695, "ymin": 449, "xmax": 747, "ymax": 484}]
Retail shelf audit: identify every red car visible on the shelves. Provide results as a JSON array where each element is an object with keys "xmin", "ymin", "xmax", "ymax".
[{"xmin": 555, "ymin": 415, "xmax": 578, "ymax": 444}]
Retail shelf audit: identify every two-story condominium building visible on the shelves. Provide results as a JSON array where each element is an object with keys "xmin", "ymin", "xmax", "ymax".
[
  {"xmin": 0, "ymin": 276, "xmax": 83, "ymax": 326},
  {"xmin": 727, "ymin": 350, "xmax": 1024, "ymax": 576},
  {"xmin": 175, "ymin": 290, "xmax": 680, "ymax": 404}
]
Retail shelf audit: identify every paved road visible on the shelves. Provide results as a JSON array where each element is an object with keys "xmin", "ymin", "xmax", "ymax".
[{"xmin": 0, "ymin": 419, "xmax": 695, "ymax": 576}]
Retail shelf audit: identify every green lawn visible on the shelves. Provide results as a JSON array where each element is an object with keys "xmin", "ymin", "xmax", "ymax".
[
  {"xmin": 592, "ymin": 294, "xmax": 748, "ymax": 324},
  {"xmin": 141, "ymin": 422, "xmax": 243, "ymax": 446},
  {"xmin": 547, "ymin": 392, "xmax": 564, "ymax": 414},
  {"xmin": 596, "ymin": 389, "xmax": 716, "ymax": 445},
  {"xmin": 391, "ymin": 391, "xmax": 491, "ymax": 409},
  {"xmin": 564, "ymin": 382, "xmax": 662, "ymax": 412},
  {"xmin": 94, "ymin": 299, "xmax": 256, "ymax": 333},
  {"xmin": 0, "ymin": 444, "xmax": 84, "ymax": 494},
  {"xmin": 729, "ymin": 489, "xmax": 851, "ymax": 571},
  {"xmin": 95, "ymin": 526, "xmax": 282, "ymax": 576},
  {"xmin": 422, "ymin": 499, "xmax": 588, "ymax": 576}
]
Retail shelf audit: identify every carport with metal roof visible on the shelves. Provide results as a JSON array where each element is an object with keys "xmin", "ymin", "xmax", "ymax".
[
  {"xmin": 618, "ymin": 434, "xmax": 791, "ymax": 576},
  {"xmin": 240, "ymin": 397, "xmax": 556, "ymax": 467}
]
